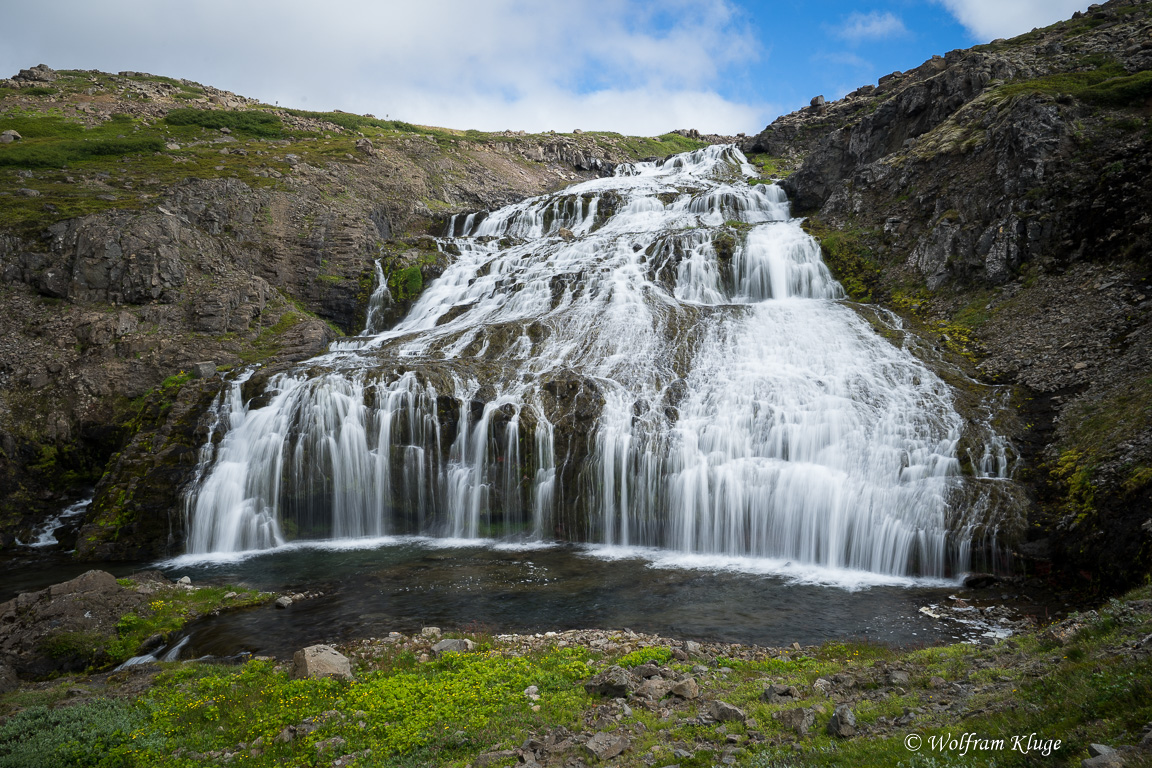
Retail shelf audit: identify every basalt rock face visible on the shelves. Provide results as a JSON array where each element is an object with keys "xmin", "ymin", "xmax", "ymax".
[
  {"xmin": 746, "ymin": 0, "xmax": 1152, "ymax": 590},
  {"xmin": 0, "ymin": 69, "xmax": 652, "ymax": 557}
]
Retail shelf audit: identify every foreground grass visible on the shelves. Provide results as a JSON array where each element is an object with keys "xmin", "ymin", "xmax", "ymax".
[{"xmin": 2, "ymin": 585, "xmax": 1150, "ymax": 767}]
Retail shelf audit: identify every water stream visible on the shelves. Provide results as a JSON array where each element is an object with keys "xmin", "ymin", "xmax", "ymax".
[{"xmin": 183, "ymin": 145, "xmax": 1015, "ymax": 582}]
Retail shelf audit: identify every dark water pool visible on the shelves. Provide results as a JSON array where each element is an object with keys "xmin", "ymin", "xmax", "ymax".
[
  {"xmin": 3, "ymin": 538, "xmax": 988, "ymax": 660},
  {"xmin": 161, "ymin": 538, "xmax": 972, "ymax": 658}
]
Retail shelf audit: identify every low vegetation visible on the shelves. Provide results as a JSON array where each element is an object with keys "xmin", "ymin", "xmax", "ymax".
[{"xmin": 2, "ymin": 586, "xmax": 1149, "ymax": 767}]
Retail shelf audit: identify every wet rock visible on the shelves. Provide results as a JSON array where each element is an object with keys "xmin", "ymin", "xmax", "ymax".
[
  {"xmin": 275, "ymin": 596, "xmax": 293, "ymax": 609},
  {"xmin": 964, "ymin": 574, "xmax": 999, "ymax": 589},
  {"xmin": 291, "ymin": 645, "xmax": 353, "ymax": 681},
  {"xmin": 709, "ymin": 700, "xmax": 746, "ymax": 723},
  {"xmin": 584, "ymin": 731, "xmax": 631, "ymax": 760},
  {"xmin": 431, "ymin": 638, "xmax": 475, "ymax": 657},
  {"xmin": 827, "ymin": 705, "xmax": 856, "ymax": 738}
]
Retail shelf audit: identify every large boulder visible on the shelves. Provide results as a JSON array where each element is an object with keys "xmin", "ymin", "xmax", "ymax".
[
  {"xmin": 291, "ymin": 645, "xmax": 353, "ymax": 680},
  {"xmin": 583, "ymin": 665, "xmax": 636, "ymax": 698}
]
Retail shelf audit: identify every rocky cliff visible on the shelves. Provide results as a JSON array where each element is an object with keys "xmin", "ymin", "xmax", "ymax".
[
  {"xmin": 0, "ymin": 67, "xmax": 707, "ymax": 556},
  {"xmin": 744, "ymin": 0, "xmax": 1152, "ymax": 590}
]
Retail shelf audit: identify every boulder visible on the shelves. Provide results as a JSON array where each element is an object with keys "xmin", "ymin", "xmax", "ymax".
[
  {"xmin": 355, "ymin": 138, "xmax": 374, "ymax": 155},
  {"xmin": 635, "ymin": 677, "xmax": 673, "ymax": 700},
  {"xmin": 827, "ymin": 705, "xmax": 856, "ymax": 738},
  {"xmin": 669, "ymin": 677, "xmax": 700, "ymax": 699},
  {"xmin": 762, "ymin": 683, "xmax": 801, "ymax": 703},
  {"xmin": 584, "ymin": 666, "xmax": 636, "ymax": 698},
  {"xmin": 774, "ymin": 707, "xmax": 816, "ymax": 736},
  {"xmin": 709, "ymin": 700, "xmax": 746, "ymax": 723},
  {"xmin": 190, "ymin": 362, "xmax": 216, "ymax": 379},
  {"xmin": 274, "ymin": 596, "xmax": 293, "ymax": 609},
  {"xmin": 14, "ymin": 64, "xmax": 56, "ymax": 82},
  {"xmin": 291, "ymin": 645, "xmax": 352, "ymax": 680},
  {"xmin": 431, "ymin": 638, "xmax": 474, "ymax": 657},
  {"xmin": 584, "ymin": 731, "xmax": 630, "ymax": 761}
]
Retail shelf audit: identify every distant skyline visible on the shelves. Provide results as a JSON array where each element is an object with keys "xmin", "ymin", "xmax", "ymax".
[{"xmin": 1, "ymin": 1, "xmax": 1092, "ymax": 136}]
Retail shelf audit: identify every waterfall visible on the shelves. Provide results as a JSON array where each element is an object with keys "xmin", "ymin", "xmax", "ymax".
[{"xmin": 184, "ymin": 145, "xmax": 1015, "ymax": 577}]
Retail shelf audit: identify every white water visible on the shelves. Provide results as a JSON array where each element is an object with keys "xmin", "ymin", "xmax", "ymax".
[
  {"xmin": 184, "ymin": 145, "xmax": 1011, "ymax": 577},
  {"xmin": 20, "ymin": 497, "xmax": 91, "ymax": 548}
]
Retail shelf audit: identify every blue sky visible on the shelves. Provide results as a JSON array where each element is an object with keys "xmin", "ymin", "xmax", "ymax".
[{"xmin": 0, "ymin": 0, "xmax": 1091, "ymax": 136}]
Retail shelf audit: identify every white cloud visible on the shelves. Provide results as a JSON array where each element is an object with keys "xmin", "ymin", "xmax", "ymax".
[
  {"xmin": 0, "ymin": 0, "xmax": 770, "ymax": 135},
  {"xmin": 834, "ymin": 11, "xmax": 908, "ymax": 42},
  {"xmin": 935, "ymin": 0, "xmax": 1092, "ymax": 41}
]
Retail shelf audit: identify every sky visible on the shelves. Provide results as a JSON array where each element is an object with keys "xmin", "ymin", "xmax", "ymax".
[{"xmin": 0, "ymin": 0, "xmax": 1093, "ymax": 136}]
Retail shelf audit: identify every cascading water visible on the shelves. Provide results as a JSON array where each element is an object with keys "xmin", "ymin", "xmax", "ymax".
[{"xmin": 184, "ymin": 145, "xmax": 1014, "ymax": 577}]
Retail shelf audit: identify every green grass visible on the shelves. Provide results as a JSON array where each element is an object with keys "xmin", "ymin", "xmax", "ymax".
[
  {"xmin": 163, "ymin": 107, "xmax": 283, "ymax": 138},
  {"xmin": 997, "ymin": 61, "xmax": 1152, "ymax": 108}
]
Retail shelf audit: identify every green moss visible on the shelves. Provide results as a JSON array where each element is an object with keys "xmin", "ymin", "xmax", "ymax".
[
  {"xmin": 388, "ymin": 265, "xmax": 424, "ymax": 302},
  {"xmin": 802, "ymin": 218, "xmax": 881, "ymax": 301}
]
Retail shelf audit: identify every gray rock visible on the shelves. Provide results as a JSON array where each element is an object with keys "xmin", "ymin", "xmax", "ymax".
[
  {"xmin": 0, "ymin": 130, "xmax": 21, "ymax": 143},
  {"xmin": 810, "ymin": 95, "xmax": 826, "ymax": 107},
  {"xmin": 474, "ymin": 749, "xmax": 517, "ymax": 767},
  {"xmin": 14, "ymin": 64, "xmax": 56, "ymax": 82},
  {"xmin": 1082, "ymin": 754, "xmax": 1125, "ymax": 768},
  {"xmin": 762, "ymin": 683, "xmax": 800, "ymax": 703},
  {"xmin": 584, "ymin": 666, "xmax": 636, "ymax": 698},
  {"xmin": 190, "ymin": 361, "xmax": 216, "ymax": 379},
  {"xmin": 355, "ymin": 138, "xmax": 374, "ymax": 154},
  {"xmin": 584, "ymin": 731, "xmax": 630, "ymax": 761},
  {"xmin": 670, "ymin": 677, "xmax": 700, "ymax": 699},
  {"xmin": 684, "ymin": 640, "xmax": 702, "ymax": 655},
  {"xmin": 1088, "ymin": 744, "xmax": 1117, "ymax": 758},
  {"xmin": 274, "ymin": 596, "xmax": 293, "ymax": 608},
  {"xmin": 16, "ymin": 188, "xmax": 40, "ymax": 197},
  {"xmin": 292, "ymin": 644, "xmax": 353, "ymax": 680},
  {"xmin": 0, "ymin": 663, "xmax": 18, "ymax": 694},
  {"xmin": 887, "ymin": 670, "xmax": 910, "ymax": 685},
  {"xmin": 420, "ymin": 626, "xmax": 442, "ymax": 639},
  {"xmin": 813, "ymin": 677, "xmax": 833, "ymax": 696},
  {"xmin": 773, "ymin": 707, "xmax": 815, "ymax": 736},
  {"xmin": 635, "ymin": 677, "xmax": 673, "ymax": 700},
  {"xmin": 827, "ymin": 705, "xmax": 856, "ymax": 738},
  {"xmin": 709, "ymin": 700, "xmax": 746, "ymax": 723},
  {"xmin": 431, "ymin": 638, "xmax": 475, "ymax": 657}
]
